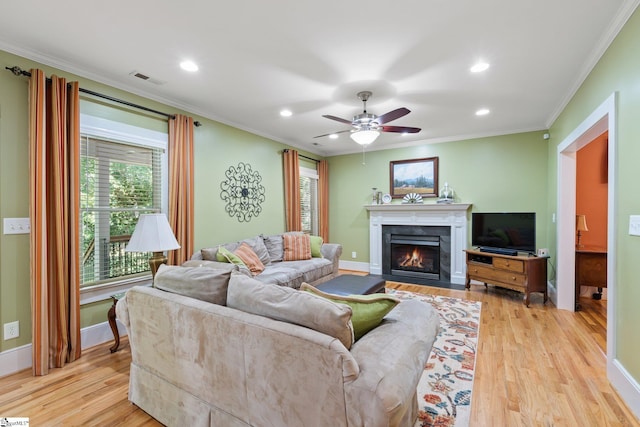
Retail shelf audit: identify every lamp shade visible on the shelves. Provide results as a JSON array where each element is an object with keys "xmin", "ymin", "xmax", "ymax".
[
  {"xmin": 350, "ymin": 130, "xmax": 380, "ymax": 145},
  {"xmin": 125, "ymin": 213, "xmax": 180, "ymax": 252},
  {"xmin": 576, "ymin": 214, "xmax": 589, "ymax": 232}
]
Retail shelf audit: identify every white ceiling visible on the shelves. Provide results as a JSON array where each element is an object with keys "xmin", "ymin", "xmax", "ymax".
[{"xmin": 1, "ymin": 1, "xmax": 637, "ymax": 156}]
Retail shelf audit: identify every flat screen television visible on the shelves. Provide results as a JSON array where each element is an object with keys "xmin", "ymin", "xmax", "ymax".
[{"xmin": 471, "ymin": 212, "xmax": 536, "ymax": 254}]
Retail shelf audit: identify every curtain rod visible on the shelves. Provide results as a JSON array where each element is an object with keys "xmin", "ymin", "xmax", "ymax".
[
  {"xmin": 5, "ymin": 65, "xmax": 202, "ymax": 127},
  {"xmin": 282, "ymin": 149, "xmax": 320, "ymax": 163}
]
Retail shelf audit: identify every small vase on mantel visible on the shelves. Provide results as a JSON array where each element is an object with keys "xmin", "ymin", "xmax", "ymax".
[{"xmin": 438, "ymin": 182, "xmax": 454, "ymax": 204}]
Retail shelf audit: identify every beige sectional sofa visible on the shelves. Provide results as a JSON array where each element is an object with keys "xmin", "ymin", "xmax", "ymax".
[
  {"xmin": 117, "ymin": 264, "xmax": 440, "ymax": 427},
  {"xmin": 190, "ymin": 233, "xmax": 342, "ymax": 289}
]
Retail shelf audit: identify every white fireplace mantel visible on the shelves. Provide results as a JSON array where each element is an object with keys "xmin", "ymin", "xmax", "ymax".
[{"xmin": 365, "ymin": 203, "xmax": 472, "ymax": 284}]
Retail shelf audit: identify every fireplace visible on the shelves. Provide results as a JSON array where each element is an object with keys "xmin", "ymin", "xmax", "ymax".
[
  {"xmin": 382, "ymin": 225, "xmax": 450, "ymax": 282},
  {"xmin": 366, "ymin": 203, "xmax": 471, "ymax": 285}
]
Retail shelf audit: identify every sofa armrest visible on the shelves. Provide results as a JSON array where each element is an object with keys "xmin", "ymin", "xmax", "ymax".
[
  {"xmin": 344, "ymin": 299, "xmax": 440, "ymax": 426},
  {"xmin": 321, "ymin": 243, "xmax": 343, "ymax": 275}
]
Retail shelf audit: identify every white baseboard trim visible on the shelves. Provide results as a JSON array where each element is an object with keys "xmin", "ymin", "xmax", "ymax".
[
  {"xmin": 0, "ymin": 320, "xmax": 128, "ymax": 378},
  {"xmin": 610, "ymin": 357, "xmax": 640, "ymax": 420},
  {"xmin": 0, "ymin": 344, "xmax": 32, "ymax": 378},
  {"xmin": 338, "ymin": 260, "xmax": 369, "ymax": 272}
]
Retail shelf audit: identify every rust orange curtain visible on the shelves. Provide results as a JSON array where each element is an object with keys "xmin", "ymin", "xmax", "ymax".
[
  {"xmin": 29, "ymin": 69, "xmax": 81, "ymax": 376},
  {"xmin": 318, "ymin": 160, "xmax": 329, "ymax": 242},
  {"xmin": 283, "ymin": 149, "xmax": 301, "ymax": 231},
  {"xmin": 168, "ymin": 114, "xmax": 195, "ymax": 264}
]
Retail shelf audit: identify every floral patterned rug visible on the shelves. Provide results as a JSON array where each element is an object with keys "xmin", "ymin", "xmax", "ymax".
[{"xmin": 386, "ymin": 289, "xmax": 482, "ymax": 427}]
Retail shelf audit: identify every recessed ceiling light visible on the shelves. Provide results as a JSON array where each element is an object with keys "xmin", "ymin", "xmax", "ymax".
[
  {"xmin": 476, "ymin": 108, "xmax": 490, "ymax": 116},
  {"xmin": 470, "ymin": 61, "xmax": 490, "ymax": 73},
  {"xmin": 280, "ymin": 109, "xmax": 292, "ymax": 117},
  {"xmin": 180, "ymin": 60, "xmax": 199, "ymax": 72},
  {"xmin": 329, "ymin": 134, "xmax": 338, "ymax": 139}
]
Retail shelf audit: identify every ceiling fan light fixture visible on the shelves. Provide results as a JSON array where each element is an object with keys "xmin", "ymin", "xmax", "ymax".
[{"xmin": 351, "ymin": 129, "xmax": 380, "ymax": 145}]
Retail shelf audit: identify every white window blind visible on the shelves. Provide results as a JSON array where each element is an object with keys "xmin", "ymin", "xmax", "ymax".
[
  {"xmin": 80, "ymin": 135, "xmax": 163, "ymax": 286},
  {"xmin": 300, "ymin": 167, "xmax": 318, "ymax": 235}
]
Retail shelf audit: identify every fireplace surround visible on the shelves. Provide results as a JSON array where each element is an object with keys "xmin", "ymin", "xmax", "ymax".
[{"xmin": 366, "ymin": 203, "xmax": 471, "ymax": 285}]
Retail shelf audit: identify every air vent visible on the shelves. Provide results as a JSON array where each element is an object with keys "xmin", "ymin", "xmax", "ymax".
[{"xmin": 129, "ymin": 71, "xmax": 165, "ymax": 85}]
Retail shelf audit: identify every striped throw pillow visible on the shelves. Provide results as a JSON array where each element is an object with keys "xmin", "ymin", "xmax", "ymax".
[
  {"xmin": 234, "ymin": 243, "xmax": 265, "ymax": 276},
  {"xmin": 283, "ymin": 233, "xmax": 312, "ymax": 261}
]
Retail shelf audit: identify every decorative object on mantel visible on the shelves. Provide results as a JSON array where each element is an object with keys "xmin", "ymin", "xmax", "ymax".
[
  {"xmin": 381, "ymin": 193, "xmax": 392, "ymax": 204},
  {"xmin": 389, "ymin": 157, "xmax": 438, "ymax": 199},
  {"xmin": 220, "ymin": 162, "xmax": 265, "ymax": 222},
  {"xmin": 371, "ymin": 187, "xmax": 379, "ymax": 204},
  {"xmin": 437, "ymin": 182, "xmax": 455, "ymax": 204},
  {"xmin": 402, "ymin": 192, "xmax": 423, "ymax": 204}
]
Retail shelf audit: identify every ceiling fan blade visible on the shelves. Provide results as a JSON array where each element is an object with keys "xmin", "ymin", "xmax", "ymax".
[
  {"xmin": 381, "ymin": 125, "xmax": 421, "ymax": 134},
  {"xmin": 376, "ymin": 107, "xmax": 410, "ymax": 124},
  {"xmin": 322, "ymin": 114, "xmax": 353, "ymax": 125},
  {"xmin": 313, "ymin": 129, "xmax": 352, "ymax": 138}
]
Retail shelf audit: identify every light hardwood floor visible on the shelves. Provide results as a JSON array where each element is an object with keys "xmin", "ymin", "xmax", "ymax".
[{"xmin": 0, "ymin": 280, "xmax": 637, "ymax": 426}]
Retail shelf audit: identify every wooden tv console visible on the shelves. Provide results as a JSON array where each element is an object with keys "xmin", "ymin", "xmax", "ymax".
[{"xmin": 464, "ymin": 249, "xmax": 548, "ymax": 307}]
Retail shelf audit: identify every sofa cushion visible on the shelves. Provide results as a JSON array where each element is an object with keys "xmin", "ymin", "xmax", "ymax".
[
  {"xmin": 301, "ymin": 283, "xmax": 401, "ymax": 340},
  {"xmin": 283, "ymin": 233, "xmax": 311, "ymax": 261},
  {"xmin": 261, "ymin": 234, "xmax": 284, "ymax": 262},
  {"xmin": 227, "ymin": 273, "xmax": 354, "ymax": 349},
  {"xmin": 154, "ymin": 264, "xmax": 234, "ymax": 305},
  {"xmin": 310, "ymin": 235, "xmax": 323, "ymax": 258},
  {"xmin": 233, "ymin": 243, "xmax": 265, "ymax": 276}
]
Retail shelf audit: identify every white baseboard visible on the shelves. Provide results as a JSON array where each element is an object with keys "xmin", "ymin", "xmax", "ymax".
[
  {"xmin": 338, "ymin": 260, "xmax": 369, "ymax": 272},
  {"xmin": 610, "ymin": 357, "xmax": 640, "ymax": 420},
  {"xmin": 0, "ymin": 344, "xmax": 32, "ymax": 378},
  {"xmin": 0, "ymin": 320, "xmax": 127, "ymax": 378}
]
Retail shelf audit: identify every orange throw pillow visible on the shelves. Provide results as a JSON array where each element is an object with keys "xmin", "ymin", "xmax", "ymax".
[
  {"xmin": 283, "ymin": 233, "xmax": 312, "ymax": 261},
  {"xmin": 234, "ymin": 243, "xmax": 265, "ymax": 276}
]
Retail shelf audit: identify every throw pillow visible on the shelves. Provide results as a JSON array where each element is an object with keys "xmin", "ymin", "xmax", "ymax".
[
  {"xmin": 241, "ymin": 236, "xmax": 272, "ymax": 266},
  {"xmin": 261, "ymin": 234, "xmax": 284, "ymax": 263},
  {"xmin": 154, "ymin": 264, "xmax": 235, "ymax": 305},
  {"xmin": 309, "ymin": 235, "xmax": 323, "ymax": 258},
  {"xmin": 233, "ymin": 243, "xmax": 265, "ymax": 276},
  {"xmin": 217, "ymin": 245, "xmax": 247, "ymax": 268},
  {"xmin": 301, "ymin": 283, "xmax": 401, "ymax": 340},
  {"xmin": 283, "ymin": 233, "xmax": 311, "ymax": 261},
  {"xmin": 227, "ymin": 273, "xmax": 354, "ymax": 349}
]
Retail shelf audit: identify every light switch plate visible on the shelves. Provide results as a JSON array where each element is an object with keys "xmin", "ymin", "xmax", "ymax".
[
  {"xmin": 3, "ymin": 218, "xmax": 31, "ymax": 235},
  {"xmin": 629, "ymin": 215, "xmax": 640, "ymax": 236}
]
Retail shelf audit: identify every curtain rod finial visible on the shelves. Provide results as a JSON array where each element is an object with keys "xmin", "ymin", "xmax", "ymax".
[{"xmin": 6, "ymin": 66, "xmax": 27, "ymax": 76}]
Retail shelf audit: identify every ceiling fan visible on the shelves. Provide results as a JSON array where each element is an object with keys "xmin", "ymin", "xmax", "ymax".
[{"xmin": 314, "ymin": 91, "xmax": 421, "ymax": 145}]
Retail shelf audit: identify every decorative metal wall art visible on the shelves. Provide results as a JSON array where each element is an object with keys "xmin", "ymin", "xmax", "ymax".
[{"xmin": 220, "ymin": 162, "xmax": 266, "ymax": 222}]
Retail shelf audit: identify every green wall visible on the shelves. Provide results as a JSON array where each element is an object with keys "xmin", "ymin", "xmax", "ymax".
[
  {"xmin": 548, "ymin": 7, "xmax": 640, "ymax": 382},
  {"xmin": 327, "ymin": 132, "xmax": 550, "ymax": 263},
  {"xmin": 0, "ymin": 49, "xmax": 310, "ymax": 352}
]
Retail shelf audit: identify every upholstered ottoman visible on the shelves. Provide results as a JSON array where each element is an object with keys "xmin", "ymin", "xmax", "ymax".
[{"xmin": 315, "ymin": 274, "xmax": 386, "ymax": 296}]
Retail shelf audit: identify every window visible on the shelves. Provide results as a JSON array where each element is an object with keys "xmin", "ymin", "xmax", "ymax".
[
  {"xmin": 79, "ymin": 115, "xmax": 168, "ymax": 303},
  {"xmin": 300, "ymin": 167, "xmax": 318, "ymax": 235}
]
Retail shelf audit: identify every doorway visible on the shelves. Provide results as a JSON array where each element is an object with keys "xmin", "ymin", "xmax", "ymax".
[{"xmin": 555, "ymin": 92, "xmax": 615, "ymax": 366}]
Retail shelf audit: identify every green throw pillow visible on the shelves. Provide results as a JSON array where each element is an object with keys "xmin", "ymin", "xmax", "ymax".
[
  {"xmin": 217, "ymin": 246, "xmax": 247, "ymax": 268},
  {"xmin": 301, "ymin": 283, "xmax": 400, "ymax": 340},
  {"xmin": 310, "ymin": 235, "xmax": 323, "ymax": 258}
]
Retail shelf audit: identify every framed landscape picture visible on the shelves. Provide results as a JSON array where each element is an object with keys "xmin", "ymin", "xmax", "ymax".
[{"xmin": 389, "ymin": 157, "xmax": 439, "ymax": 198}]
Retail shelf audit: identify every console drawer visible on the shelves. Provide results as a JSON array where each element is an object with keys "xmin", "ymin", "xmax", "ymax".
[
  {"xmin": 468, "ymin": 264, "xmax": 525, "ymax": 287},
  {"xmin": 493, "ymin": 258, "xmax": 524, "ymax": 273}
]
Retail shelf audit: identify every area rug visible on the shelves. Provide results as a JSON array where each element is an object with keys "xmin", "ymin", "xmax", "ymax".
[{"xmin": 386, "ymin": 289, "xmax": 482, "ymax": 427}]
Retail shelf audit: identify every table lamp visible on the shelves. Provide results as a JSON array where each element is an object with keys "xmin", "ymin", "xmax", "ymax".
[
  {"xmin": 576, "ymin": 214, "xmax": 589, "ymax": 248},
  {"xmin": 125, "ymin": 213, "xmax": 180, "ymax": 277}
]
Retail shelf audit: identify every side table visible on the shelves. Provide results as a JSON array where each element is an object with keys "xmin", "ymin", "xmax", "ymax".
[{"xmin": 107, "ymin": 292, "xmax": 125, "ymax": 353}]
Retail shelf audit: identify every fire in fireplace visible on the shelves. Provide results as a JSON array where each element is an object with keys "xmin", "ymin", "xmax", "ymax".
[
  {"xmin": 382, "ymin": 225, "xmax": 451, "ymax": 283},
  {"xmin": 390, "ymin": 236, "xmax": 440, "ymax": 280}
]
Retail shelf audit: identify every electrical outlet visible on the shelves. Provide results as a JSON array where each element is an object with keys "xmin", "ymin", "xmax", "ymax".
[
  {"xmin": 351, "ymin": 251, "xmax": 357, "ymax": 259},
  {"xmin": 4, "ymin": 321, "xmax": 19, "ymax": 340}
]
